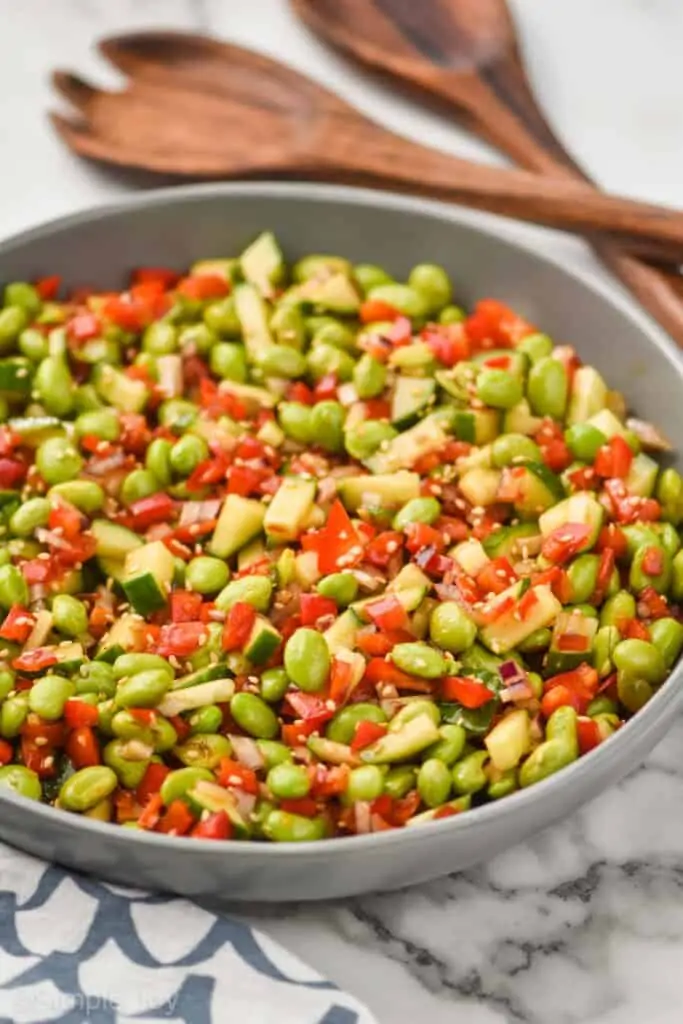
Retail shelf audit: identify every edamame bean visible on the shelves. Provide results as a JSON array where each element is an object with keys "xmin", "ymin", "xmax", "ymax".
[
  {"xmin": 9, "ymin": 497, "xmax": 50, "ymax": 537},
  {"xmin": 527, "ymin": 356, "xmax": 568, "ymax": 420},
  {"xmin": 210, "ymin": 342, "xmax": 247, "ymax": 381},
  {"xmin": 0, "ymin": 670, "xmax": 15, "ymax": 703},
  {"xmin": 310, "ymin": 401, "xmax": 345, "ymax": 454},
  {"xmin": 452, "ymin": 750, "xmax": 489, "ymax": 795},
  {"xmin": 120, "ymin": 469, "xmax": 159, "ymax": 506},
  {"xmin": 145, "ymin": 438, "xmax": 173, "ymax": 487},
  {"xmin": 429, "ymin": 603, "xmax": 477, "ymax": 654},
  {"xmin": 49, "ymin": 480, "xmax": 105, "ymax": 514},
  {"xmin": 389, "ymin": 699, "xmax": 441, "ymax": 732},
  {"xmin": 267, "ymin": 761, "xmax": 311, "ymax": 800},
  {"xmin": 60, "ymin": 766, "xmax": 118, "ymax": 812},
  {"xmin": 0, "ymin": 764, "xmax": 41, "ymax": 800},
  {"xmin": 75, "ymin": 661, "xmax": 116, "ymax": 698},
  {"xmin": 353, "ymin": 353, "xmax": 386, "ymax": 399},
  {"xmin": 29, "ymin": 675, "xmax": 75, "ymax": 719},
  {"xmin": 488, "ymin": 769, "xmax": 518, "ymax": 800},
  {"xmin": 35, "ymin": 356, "xmax": 74, "ymax": 417},
  {"xmin": 599, "ymin": 590, "xmax": 636, "ymax": 629},
  {"xmin": 393, "ymin": 497, "xmax": 441, "ymax": 530},
  {"xmin": 231, "ymin": 692, "xmax": 279, "ymax": 739},
  {"xmin": 35, "ymin": 435, "xmax": 82, "ymax": 485},
  {"xmin": 518, "ymin": 627, "xmax": 552, "ymax": 654},
  {"xmin": 5, "ymin": 282, "xmax": 41, "ymax": 318},
  {"xmin": 655, "ymin": 523, "xmax": 680, "ymax": 560},
  {"xmin": 257, "ymin": 739, "xmax": 293, "ymax": 769},
  {"xmin": 345, "ymin": 765, "xmax": 384, "ymax": 802},
  {"xmin": 649, "ymin": 617, "xmax": 683, "ymax": 669},
  {"xmin": 259, "ymin": 667, "xmax": 290, "ymax": 704},
  {"xmin": 74, "ymin": 408, "xmax": 121, "ymax": 443},
  {"xmin": 113, "ymin": 653, "xmax": 174, "ymax": 680},
  {"xmin": 271, "ymin": 303, "xmax": 306, "ymax": 349},
  {"xmin": 564, "ymin": 423, "xmax": 607, "ymax": 462},
  {"xmin": 613, "ymin": 638, "xmax": 666, "ymax": 684},
  {"xmin": 367, "ymin": 283, "xmax": 429, "ymax": 321},
  {"xmin": 19, "ymin": 328, "xmax": 49, "ymax": 362},
  {"xmin": 629, "ymin": 544, "xmax": 672, "ymax": 594},
  {"xmin": 278, "ymin": 401, "xmax": 314, "ymax": 444},
  {"xmin": 384, "ymin": 766, "xmax": 417, "ymax": 799},
  {"xmin": 115, "ymin": 669, "xmax": 172, "ymax": 709},
  {"xmin": 257, "ymin": 344, "xmax": 307, "ymax": 379},
  {"xmin": 317, "ymin": 572, "xmax": 359, "ymax": 608},
  {"xmin": 0, "ymin": 694, "xmax": 28, "ymax": 738},
  {"xmin": 567, "ymin": 554, "xmax": 599, "ymax": 604},
  {"xmin": 160, "ymin": 767, "xmax": 214, "ymax": 806},
  {"xmin": 423, "ymin": 724, "xmax": 467, "ymax": 766},
  {"xmin": 0, "ymin": 306, "xmax": 28, "ymax": 350},
  {"xmin": 354, "ymin": 264, "xmax": 393, "ymax": 294},
  {"xmin": 0, "ymin": 564, "xmax": 28, "ymax": 609},
  {"xmin": 439, "ymin": 305, "xmax": 466, "ymax": 325},
  {"xmin": 408, "ymin": 264, "xmax": 452, "ymax": 313},
  {"xmin": 418, "ymin": 758, "xmax": 452, "ymax": 807},
  {"xmin": 52, "ymin": 594, "xmax": 88, "ymax": 637},
  {"xmin": 587, "ymin": 695, "xmax": 618, "ymax": 717},
  {"xmin": 307, "ymin": 343, "xmax": 355, "ymax": 383},
  {"xmin": 344, "ymin": 420, "xmax": 397, "ymax": 461},
  {"xmin": 656, "ymin": 468, "xmax": 683, "ymax": 525},
  {"xmin": 204, "ymin": 296, "xmax": 241, "ymax": 338},
  {"xmin": 143, "ymin": 321, "xmax": 178, "ymax": 355},
  {"xmin": 519, "ymin": 706, "xmax": 578, "ymax": 788},
  {"xmin": 672, "ymin": 550, "xmax": 683, "ymax": 601},
  {"xmin": 517, "ymin": 332, "xmax": 553, "ymax": 363},
  {"xmin": 186, "ymin": 556, "xmax": 230, "ymax": 595},
  {"xmin": 326, "ymin": 704, "xmax": 387, "ymax": 745},
  {"xmin": 188, "ymin": 705, "xmax": 223, "ymax": 735},
  {"xmin": 476, "ymin": 368, "xmax": 523, "ymax": 410},
  {"xmin": 158, "ymin": 398, "xmax": 198, "ymax": 432},
  {"xmin": 174, "ymin": 734, "xmax": 232, "ymax": 769},
  {"xmin": 491, "ymin": 433, "xmax": 541, "ymax": 467},
  {"xmin": 594, "ymin": 625, "xmax": 620, "ymax": 678},
  {"xmin": 284, "ymin": 628, "xmax": 330, "ymax": 693},
  {"xmin": 617, "ymin": 674, "xmax": 653, "ymax": 713},
  {"xmin": 170, "ymin": 434, "xmax": 209, "ymax": 477},
  {"xmin": 390, "ymin": 642, "xmax": 450, "ymax": 679},
  {"xmin": 215, "ymin": 575, "xmax": 273, "ymax": 612},
  {"xmin": 263, "ymin": 809, "xmax": 326, "ymax": 842}
]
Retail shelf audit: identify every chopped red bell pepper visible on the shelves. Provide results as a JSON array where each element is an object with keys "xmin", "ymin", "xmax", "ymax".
[
  {"xmin": 171, "ymin": 590, "xmax": 204, "ymax": 624},
  {"xmin": 136, "ymin": 762, "xmax": 171, "ymax": 805},
  {"xmin": 20, "ymin": 737, "xmax": 57, "ymax": 777},
  {"xmin": 441, "ymin": 676, "xmax": 495, "ymax": 708},
  {"xmin": 359, "ymin": 299, "xmax": 402, "ymax": 324},
  {"xmin": 313, "ymin": 373, "xmax": 339, "ymax": 401},
  {"xmin": 364, "ymin": 531, "xmax": 403, "ymax": 569},
  {"xmin": 577, "ymin": 716, "xmax": 602, "ymax": 755},
  {"xmin": 300, "ymin": 593, "xmax": 338, "ymax": 626},
  {"xmin": 156, "ymin": 799, "xmax": 195, "ymax": 835},
  {"xmin": 404, "ymin": 522, "xmax": 445, "ymax": 555},
  {"xmin": 422, "ymin": 323, "xmax": 470, "ymax": 366},
  {"xmin": 603, "ymin": 479, "xmax": 661, "ymax": 524},
  {"xmin": 222, "ymin": 602, "xmax": 256, "ymax": 652},
  {"xmin": 67, "ymin": 312, "xmax": 101, "ymax": 344},
  {"xmin": 12, "ymin": 648, "xmax": 58, "ymax": 673},
  {"xmin": 593, "ymin": 436, "xmax": 633, "ymax": 479},
  {"xmin": 0, "ymin": 457, "xmax": 27, "ymax": 488},
  {"xmin": 138, "ymin": 793, "xmax": 164, "ymax": 830},
  {"xmin": 128, "ymin": 492, "xmax": 176, "ymax": 529},
  {"xmin": 591, "ymin": 547, "xmax": 615, "ymax": 606},
  {"xmin": 311, "ymin": 764, "xmax": 350, "ymax": 798},
  {"xmin": 0, "ymin": 739, "xmax": 13, "ymax": 766},
  {"xmin": 641, "ymin": 546, "xmax": 665, "ymax": 577},
  {"xmin": 35, "ymin": 275, "xmax": 61, "ymax": 300},
  {"xmin": 63, "ymin": 699, "xmax": 100, "ymax": 729},
  {"xmin": 283, "ymin": 691, "xmax": 335, "ymax": 728},
  {"xmin": 556, "ymin": 633, "xmax": 590, "ymax": 653},
  {"xmin": 531, "ymin": 566, "xmax": 573, "ymax": 604},
  {"xmin": 541, "ymin": 523, "xmax": 592, "ymax": 564},
  {"xmin": 620, "ymin": 618, "xmax": 651, "ymax": 641},
  {"xmin": 65, "ymin": 725, "xmax": 101, "ymax": 768},
  {"xmin": 191, "ymin": 810, "xmax": 232, "ymax": 840},
  {"xmin": 363, "ymin": 658, "xmax": 434, "ymax": 692},
  {"xmin": 301, "ymin": 499, "xmax": 365, "ymax": 575},
  {"xmin": 350, "ymin": 719, "xmax": 388, "ymax": 751},
  {"xmin": 156, "ymin": 621, "xmax": 208, "ymax": 658},
  {"xmin": 540, "ymin": 684, "xmax": 582, "ymax": 718},
  {"xmin": 476, "ymin": 557, "xmax": 517, "ymax": 595},
  {"xmin": 596, "ymin": 524, "xmax": 628, "ymax": 560},
  {"xmin": 365, "ymin": 593, "xmax": 410, "ymax": 632},
  {"xmin": 177, "ymin": 273, "xmax": 230, "ymax": 300},
  {"xmin": 132, "ymin": 266, "xmax": 180, "ymax": 289},
  {"xmin": 637, "ymin": 586, "xmax": 669, "ymax": 620},
  {"xmin": 465, "ymin": 299, "xmax": 535, "ymax": 349},
  {"xmin": 0, "ymin": 606, "xmax": 35, "ymax": 644},
  {"xmin": 216, "ymin": 757, "xmax": 259, "ymax": 794}
]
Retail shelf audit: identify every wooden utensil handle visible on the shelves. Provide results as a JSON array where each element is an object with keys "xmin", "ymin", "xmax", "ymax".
[
  {"xmin": 427, "ymin": 73, "xmax": 683, "ymax": 346},
  {"xmin": 330, "ymin": 125, "xmax": 683, "ymax": 261}
]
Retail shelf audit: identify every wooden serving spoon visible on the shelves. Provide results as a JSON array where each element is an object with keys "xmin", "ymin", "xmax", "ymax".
[
  {"xmin": 50, "ymin": 31, "xmax": 683, "ymax": 263},
  {"xmin": 290, "ymin": 0, "xmax": 683, "ymax": 347}
]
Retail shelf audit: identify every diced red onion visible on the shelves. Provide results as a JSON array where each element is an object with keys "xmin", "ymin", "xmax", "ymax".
[
  {"xmin": 354, "ymin": 801, "xmax": 373, "ymax": 835},
  {"xmin": 229, "ymin": 734, "xmax": 265, "ymax": 771},
  {"xmin": 233, "ymin": 789, "xmax": 257, "ymax": 820},
  {"xmin": 179, "ymin": 499, "xmax": 222, "ymax": 525},
  {"xmin": 86, "ymin": 451, "xmax": 127, "ymax": 475}
]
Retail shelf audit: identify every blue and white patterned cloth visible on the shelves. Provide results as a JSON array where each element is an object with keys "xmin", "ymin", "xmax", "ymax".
[{"xmin": 0, "ymin": 844, "xmax": 375, "ymax": 1023}]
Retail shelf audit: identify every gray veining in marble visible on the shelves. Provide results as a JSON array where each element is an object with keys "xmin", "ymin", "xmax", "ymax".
[{"xmin": 2, "ymin": 1, "xmax": 683, "ymax": 1021}]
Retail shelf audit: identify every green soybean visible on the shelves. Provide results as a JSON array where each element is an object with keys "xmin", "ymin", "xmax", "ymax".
[
  {"xmin": 629, "ymin": 544, "xmax": 672, "ymax": 594},
  {"xmin": 267, "ymin": 761, "xmax": 311, "ymax": 800},
  {"xmin": 344, "ymin": 420, "xmax": 397, "ymax": 461},
  {"xmin": 215, "ymin": 575, "xmax": 273, "ymax": 613},
  {"xmin": 408, "ymin": 264, "xmax": 452, "ymax": 313},
  {"xmin": 390, "ymin": 642, "xmax": 450, "ymax": 679},
  {"xmin": 60, "ymin": 766, "xmax": 118, "ymax": 812},
  {"xmin": 452, "ymin": 750, "xmax": 489, "ymax": 795},
  {"xmin": 28, "ymin": 675, "xmax": 75, "ymax": 720},
  {"xmin": 429, "ymin": 603, "xmax": 477, "ymax": 654},
  {"xmin": 491, "ymin": 433, "xmax": 542, "ymax": 467},
  {"xmin": 115, "ymin": 669, "xmax": 172, "ymax": 709},
  {"xmin": 35, "ymin": 357, "xmax": 74, "ymax": 417},
  {"xmin": 353, "ymin": 354, "xmax": 386, "ymax": 399},
  {"xmin": 263, "ymin": 809, "xmax": 326, "ymax": 842},
  {"xmin": 0, "ymin": 764, "xmax": 41, "ymax": 801},
  {"xmin": 476, "ymin": 368, "xmax": 523, "ymax": 410},
  {"xmin": 649, "ymin": 617, "xmax": 683, "ymax": 669},
  {"xmin": 52, "ymin": 594, "xmax": 88, "ymax": 637},
  {"xmin": 186, "ymin": 556, "xmax": 230, "ymax": 595},
  {"xmin": 423, "ymin": 724, "xmax": 467, "ymax": 766},
  {"xmin": 160, "ymin": 766, "xmax": 214, "ymax": 806},
  {"xmin": 35, "ymin": 435, "xmax": 82, "ymax": 485},
  {"xmin": 613, "ymin": 638, "xmax": 667, "ymax": 685},
  {"xmin": 527, "ymin": 356, "xmax": 568, "ymax": 420},
  {"xmin": 259, "ymin": 668, "xmax": 290, "ymax": 704},
  {"xmin": 310, "ymin": 401, "xmax": 345, "ymax": 454},
  {"xmin": 564, "ymin": 423, "xmax": 607, "ymax": 462},
  {"xmin": 0, "ymin": 564, "xmax": 28, "ymax": 610},
  {"xmin": 519, "ymin": 706, "xmax": 578, "ymax": 788},
  {"xmin": 384, "ymin": 766, "xmax": 417, "ymax": 799},
  {"xmin": 284, "ymin": 628, "xmax": 330, "ymax": 693},
  {"xmin": 317, "ymin": 572, "xmax": 359, "ymax": 608},
  {"xmin": 230, "ymin": 692, "xmax": 279, "ymax": 739},
  {"xmin": 9, "ymin": 497, "xmax": 50, "ymax": 537},
  {"xmin": 367, "ymin": 283, "xmax": 429, "ymax": 321},
  {"xmin": 393, "ymin": 497, "xmax": 441, "ymax": 530},
  {"xmin": 174, "ymin": 734, "xmax": 232, "ymax": 769},
  {"xmin": 418, "ymin": 758, "xmax": 452, "ymax": 807},
  {"xmin": 278, "ymin": 401, "xmax": 314, "ymax": 444},
  {"xmin": 49, "ymin": 480, "xmax": 105, "ymax": 514},
  {"xmin": 346, "ymin": 765, "xmax": 385, "ymax": 802},
  {"xmin": 326, "ymin": 704, "xmax": 387, "ymax": 746}
]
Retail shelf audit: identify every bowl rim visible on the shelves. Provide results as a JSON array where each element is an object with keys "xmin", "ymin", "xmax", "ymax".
[{"xmin": 1, "ymin": 178, "xmax": 682, "ymax": 859}]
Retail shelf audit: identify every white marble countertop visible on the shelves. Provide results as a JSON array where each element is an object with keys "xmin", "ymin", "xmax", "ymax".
[{"xmin": 3, "ymin": 1, "xmax": 683, "ymax": 1021}]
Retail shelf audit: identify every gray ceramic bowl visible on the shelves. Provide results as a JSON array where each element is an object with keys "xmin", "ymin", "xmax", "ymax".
[{"xmin": 0, "ymin": 182, "xmax": 680, "ymax": 901}]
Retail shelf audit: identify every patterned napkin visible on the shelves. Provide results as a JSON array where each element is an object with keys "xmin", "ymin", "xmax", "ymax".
[{"xmin": 0, "ymin": 843, "xmax": 375, "ymax": 1023}]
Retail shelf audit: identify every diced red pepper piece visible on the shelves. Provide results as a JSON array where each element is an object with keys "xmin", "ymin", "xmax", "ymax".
[
  {"xmin": 156, "ymin": 621, "xmax": 208, "ymax": 658},
  {"xmin": 596, "ymin": 524, "xmax": 628, "ymax": 560},
  {"xmin": 129, "ymin": 492, "xmax": 176, "ymax": 529},
  {"xmin": 170, "ymin": 590, "xmax": 204, "ymax": 624},
  {"xmin": 365, "ymin": 593, "xmax": 410, "ymax": 632},
  {"xmin": 278, "ymin": 797, "xmax": 320, "ymax": 817},
  {"xmin": 311, "ymin": 764, "xmax": 350, "ymax": 798},
  {"xmin": 404, "ymin": 522, "xmax": 445, "ymax": 555},
  {"xmin": 216, "ymin": 757, "xmax": 259, "ymax": 794},
  {"xmin": 465, "ymin": 299, "xmax": 535, "ymax": 349},
  {"xmin": 65, "ymin": 726, "xmax": 101, "ymax": 768},
  {"xmin": 593, "ymin": 436, "xmax": 633, "ymax": 480},
  {"xmin": 620, "ymin": 618, "xmax": 651, "ymax": 641},
  {"xmin": 422, "ymin": 323, "xmax": 470, "ymax": 366},
  {"xmin": 637, "ymin": 586, "xmax": 669, "ymax": 620},
  {"xmin": 592, "ymin": 547, "xmax": 615, "ymax": 605},
  {"xmin": 359, "ymin": 299, "xmax": 402, "ymax": 324},
  {"xmin": 35, "ymin": 275, "xmax": 61, "ymax": 300},
  {"xmin": 556, "ymin": 633, "xmax": 590, "ymax": 653},
  {"xmin": 67, "ymin": 312, "xmax": 101, "ymax": 344},
  {"xmin": 540, "ymin": 684, "xmax": 582, "ymax": 718},
  {"xmin": 0, "ymin": 606, "xmax": 35, "ymax": 644},
  {"xmin": 20, "ymin": 737, "xmax": 57, "ymax": 777},
  {"xmin": 136, "ymin": 762, "xmax": 171, "ymax": 805},
  {"xmin": 138, "ymin": 793, "xmax": 164, "ymax": 830},
  {"xmin": 603, "ymin": 479, "xmax": 661, "ymax": 524},
  {"xmin": 350, "ymin": 719, "xmax": 388, "ymax": 751},
  {"xmin": 0, "ymin": 457, "xmax": 27, "ymax": 488},
  {"xmin": 441, "ymin": 676, "xmax": 495, "ymax": 708},
  {"xmin": 475, "ymin": 557, "xmax": 517, "ymax": 595},
  {"xmin": 132, "ymin": 267, "xmax": 180, "ymax": 289},
  {"xmin": 63, "ymin": 699, "xmax": 100, "ymax": 729},
  {"xmin": 641, "ymin": 546, "xmax": 665, "ymax": 577},
  {"xmin": 283, "ymin": 691, "xmax": 335, "ymax": 728},
  {"xmin": 300, "ymin": 593, "xmax": 338, "ymax": 627},
  {"xmin": 177, "ymin": 274, "xmax": 230, "ymax": 300},
  {"xmin": 0, "ymin": 739, "xmax": 13, "ymax": 766},
  {"xmin": 364, "ymin": 531, "xmax": 403, "ymax": 569},
  {"xmin": 541, "ymin": 523, "xmax": 592, "ymax": 565},
  {"xmin": 156, "ymin": 799, "xmax": 195, "ymax": 835},
  {"xmin": 363, "ymin": 659, "xmax": 434, "ymax": 693},
  {"xmin": 12, "ymin": 648, "xmax": 58, "ymax": 673},
  {"xmin": 577, "ymin": 716, "xmax": 602, "ymax": 755},
  {"xmin": 301, "ymin": 499, "xmax": 365, "ymax": 575},
  {"xmin": 222, "ymin": 602, "xmax": 256, "ymax": 652},
  {"xmin": 191, "ymin": 810, "xmax": 232, "ymax": 840}
]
